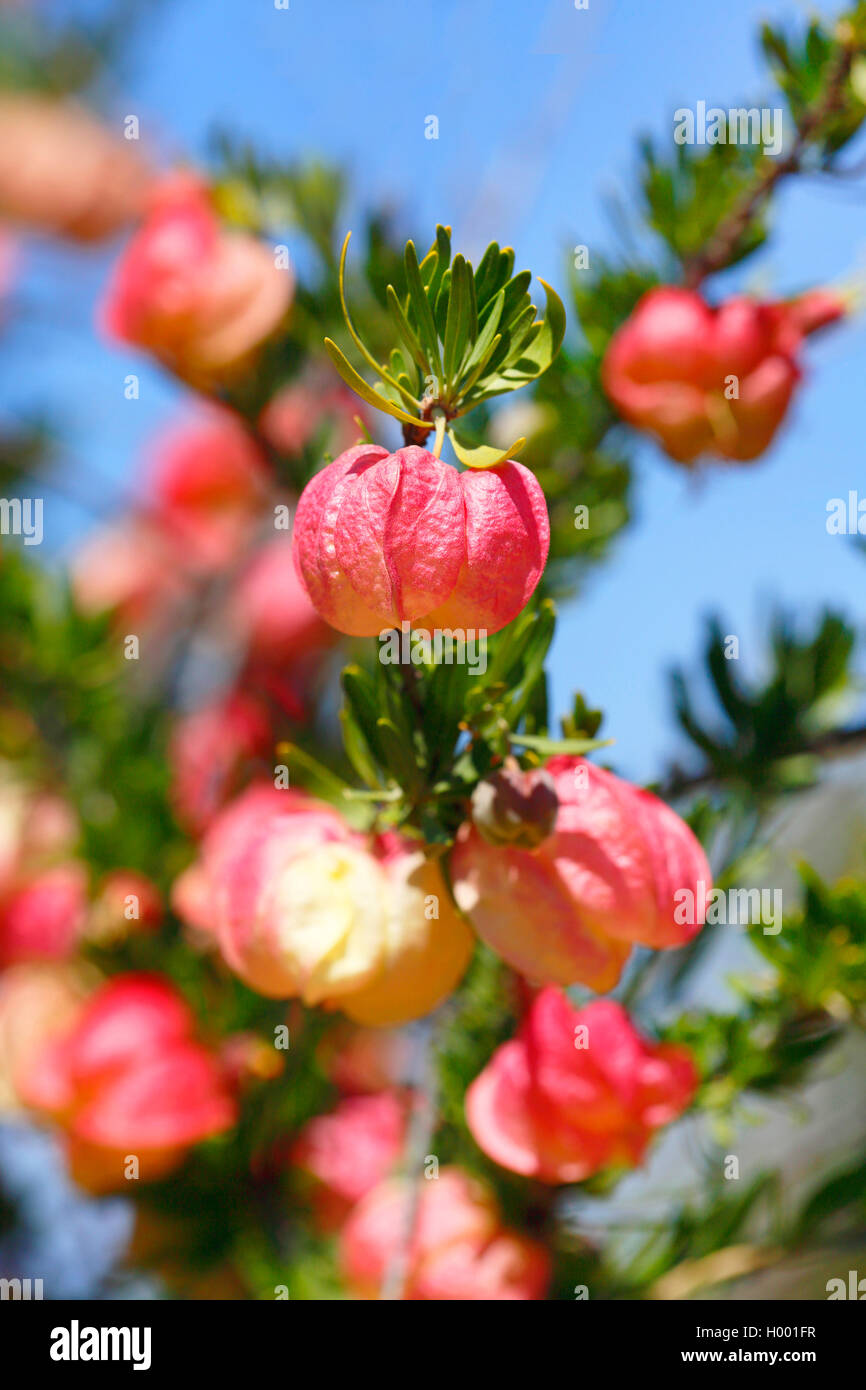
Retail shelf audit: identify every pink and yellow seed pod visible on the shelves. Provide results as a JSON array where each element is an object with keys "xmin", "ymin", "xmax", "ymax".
[
  {"xmin": 0, "ymin": 95, "xmax": 150, "ymax": 242},
  {"xmin": 291, "ymin": 1090, "xmax": 409, "ymax": 1230},
  {"xmin": 291, "ymin": 444, "xmax": 549, "ymax": 637},
  {"xmin": 172, "ymin": 784, "xmax": 474, "ymax": 1026},
  {"xmin": 19, "ymin": 974, "xmax": 237, "ymax": 1192},
  {"xmin": 339, "ymin": 1166, "xmax": 551, "ymax": 1300},
  {"xmin": 101, "ymin": 172, "xmax": 292, "ymax": 384},
  {"xmin": 602, "ymin": 285, "xmax": 846, "ymax": 464},
  {"xmin": 466, "ymin": 989, "xmax": 697, "ymax": 1184},
  {"xmin": 450, "ymin": 756, "xmax": 711, "ymax": 990}
]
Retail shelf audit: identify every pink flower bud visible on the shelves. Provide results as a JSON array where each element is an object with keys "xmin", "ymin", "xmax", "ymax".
[
  {"xmin": 339, "ymin": 1167, "xmax": 550, "ymax": 1300},
  {"xmin": 0, "ymin": 96, "xmax": 150, "ymax": 242},
  {"xmin": 177, "ymin": 784, "xmax": 473, "ymax": 1024},
  {"xmin": 451, "ymin": 756, "xmax": 711, "ymax": 990},
  {"xmin": 219, "ymin": 1031, "xmax": 285, "ymax": 1088},
  {"xmin": 320, "ymin": 1024, "xmax": 412, "ymax": 1096},
  {"xmin": 226, "ymin": 535, "xmax": 334, "ymax": 663},
  {"xmin": 602, "ymin": 285, "xmax": 846, "ymax": 464},
  {"xmin": 21, "ymin": 792, "xmax": 79, "ymax": 862},
  {"xmin": 467, "ymin": 989, "xmax": 697, "ymax": 1183},
  {"xmin": 71, "ymin": 516, "xmax": 188, "ymax": 625},
  {"xmin": 259, "ymin": 376, "xmax": 369, "ymax": 458},
  {"xmin": 145, "ymin": 410, "xmax": 269, "ymax": 572},
  {"xmin": 0, "ymin": 776, "xmax": 78, "ymax": 898},
  {"xmin": 0, "ymin": 863, "xmax": 88, "ymax": 967},
  {"xmin": 292, "ymin": 444, "xmax": 549, "ymax": 636},
  {"xmin": 0, "ymin": 778, "xmax": 27, "ymax": 895},
  {"xmin": 19, "ymin": 973, "xmax": 236, "ymax": 1192},
  {"xmin": 101, "ymin": 173, "xmax": 292, "ymax": 384},
  {"xmin": 86, "ymin": 871, "xmax": 162, "ymax": 946},
  {"xmin": 291, "ymin": 1090, "xmax": 409, "ymax": 1230},
  {"xmin": 0, "ymin": 962, "xmax": 89, "ymax": 1115},
  {"xmin": 169, "ymin": 692, "xmax": 274, "ymax": 836},
  {"xmin": 470, "ymin": 762, "xmax": 559, "ymax": 848}
]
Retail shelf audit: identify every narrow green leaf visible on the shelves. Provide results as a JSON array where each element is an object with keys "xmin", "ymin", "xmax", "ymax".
[
  {"xmin": 511, "ymin": 733, "xmax": 613, "ymax": 756},
  {"xmin": 444, "ymin": 254, "xmax": 471, "ymax": 386},
  {"xmin": 469, "ymin": 278, "xmax": 567, "ymax": 400},
  {"xmin": 424, "ymin": 656, "xmax": 471, "ymax": 780},
  {"xmin": 482, "ymin": 604, "xmax": 537, "ymax": 687},
  {"xmin": 496, "ymin": 302, "xmax": 539, "ymax": 368},
  {"xmin": 342, "ymin": 786, "xmax": 403, "ymax": 803},
  {"xmin": 333, "ymin": 232, "xmax": 417, "ymax": 402},
  {"xmin": 477, "ymin": 247, "xmax": 515, "ymax": 304},
  {"xmin": 457, "ymin": 289, "xmax": 504, "ymax": 395},
  {"xmin": 464, "ymin": 256, "xmax": 478, "ymax": 346},
  {"xmin": 324, "ymin": 338, "xmax": 429, "ymax": 428},
  {"xmin": 434, "ymin": 269, "xmax": 452, "ymax": 344},
  {"xmin": 386, "ymin": 285, "xmax": 429, "ymax": 372},
  {"xmin": 404, "ymin": 240, "xmax": 443, "ymax": 380},
  {"xmin": 457, "ymin": 336, "xmax": 502, "ymax": 404},
  {"xmin": 275, "ymin": 742, "xmax": 349, "ymax": 801},
  {"xmin": 388, "ymin": 347, "xmax": 417, "ymax": 399},
  {"xmin": 339, "ymin": 707, "xmax": 382, "ymax": 788},
  {"xmin": 447, "ymin": 425, "xmax": 526, "ymax": 470},
  {"xmin": 520, "ymin": 276, "xmax": 567, "ymax": 372},
  {"xmin": 473, "ymin": 241, "xmax": 502, "ymax": 307},
  {"xmin": 342, "ymin": 665, "xmax": 385, "ymax": 762},
  {"xmin": 498, "ymin": 269, "xmax": 532, "ymax": 325},
  {"xmin": 420, "ymin": 224, "xmax": 451, "ymax": 294},
  {"xmin": 376, "ymin": 717, "xmax": 422, "ymax": 794},
  {"xmin": 501, "ymin": 601, "xmax": 558, "ymax": 726}
]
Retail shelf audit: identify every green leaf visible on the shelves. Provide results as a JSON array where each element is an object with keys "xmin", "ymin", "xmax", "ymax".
[
  {"xmin": 404, "ymin": 239, "xmax": 443, "ymax": 380},
  {"xmin": 333, "ymin": 232, "xmax": 421, "ymax": 410},
  {"xmin": 796, "ymin": 1158, "xmax": 866, "ymax": 1237},
  {"xmin": 464, "ymin": 278, "xmax": 566, "ymax": 402},
  {"xmin": 339, "ymin": 707, "xmax": 382, "ymax": 789},
  {"xmin": 424, "ymin": 657, "xmax": 471, "ymax": 780},
  {"xmin": 323, "ymin": 338, "xmax": 430, "ymax": 428},
  {"xmin": 423, "ymin": 225, "xmax": 452, "ymax": 305},
  {"xmin": 375, "ymin": 717, "xmax": 422, "ymax": 795},
  {"xmin": 275, "ymin": 742, "xmax": 349, "ymax": 801},
  {"xmin": 447, "ymin": 425, "xmax": 526, "ymax": 470},
  {"xmin": 498, "ymin": 269, "xmax": 533, "ymax": 328},
  {"xmin": 511, "ymin": 733, "xmax": 613, "ymax": 756},
  {"xmin": 444, "ymin": 254, "xmax": 472, "ymax": 387},
  {"xmin": 501, "ymin": 600, "xmax": 558, "ymax": 726},
  {"xmin": 482, "ymin": 604, "xmax": 539, "ymax": 688},
  {"xmin": 385, "ymin": 285, "xmax": 430, "ymax": 372},
  {"xmin": 513, "ymin": 277, "xmax": 566, "ymax": 374},
  {"xmin": 459, "ymin": 288, "xmax": 505, "ymax": 383},
  {"xmin": 476, "ymin": 246, "xmax": 515, "ymax": 308},
  {"xmin": 341, "ymin": 665, "xmax": 386, "ymax": 770},
  {"xmin": 388, "ymin": 347, "xmax": 417, "ymax": 399},
  {"xmin": 494, "ymin": 302, "xmax": 539, "ymax": 371},
  {"xmin": 433, "ymin": 269, "xmax": 452, "ymax": 344},
  {"xmin": 473, "ymin": 241, "xmax": 503, "ymax": 307}
]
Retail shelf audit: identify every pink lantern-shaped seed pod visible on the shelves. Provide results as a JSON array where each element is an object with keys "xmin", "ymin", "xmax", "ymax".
[
  {"xmin": 291, "ymin": 444, "xmax": 549, "ymax": 637},
  {"xmin": 451, "ymin": 756, "xmax": 711, "ymax": 990}
]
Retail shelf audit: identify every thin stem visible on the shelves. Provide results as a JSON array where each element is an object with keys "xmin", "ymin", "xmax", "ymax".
[
  {"xmin": 658, "ymin": 721, "xmax": 866, "ymax": 803},
  {"xmin": 431, "ymin": 409, "xmax": 447, "ymax": 459},
  {"xmin": 380, "ymin": 1011, "xmax": 445, "ymax": 1301},
  {"xmin": 683, "ymin": 31, "xmax": 857, "ymax": 288}
]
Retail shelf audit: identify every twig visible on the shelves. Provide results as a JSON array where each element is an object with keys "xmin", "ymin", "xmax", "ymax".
[
  {"xmin": 380, "ymin": 1010, "xmax": 446, "ymax": 1300},
  {"xmin": 658, "ymin": 721, "xmax": 866, "ymax": 803},
  {"xmin": 683, "ymin": 32, "xmax": 857, "ymax": 288}
]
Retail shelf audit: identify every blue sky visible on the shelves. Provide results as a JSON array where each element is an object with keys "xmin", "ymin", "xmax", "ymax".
[{"xmin": 3, "ymin": 0, "xmax": 865, "ymax": 783}]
